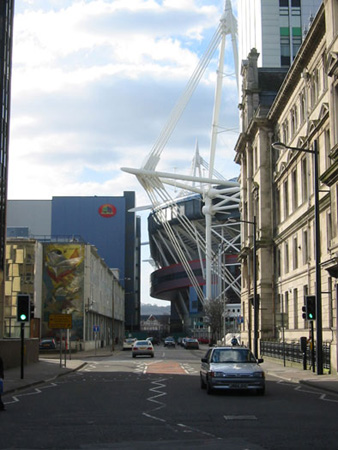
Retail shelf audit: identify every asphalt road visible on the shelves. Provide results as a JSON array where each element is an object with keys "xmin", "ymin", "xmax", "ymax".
[{"xmin": 1, "ymin": 345, "xmax": 337, "ymax": 450}]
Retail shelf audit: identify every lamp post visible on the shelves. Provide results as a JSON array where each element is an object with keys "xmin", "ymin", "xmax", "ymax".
[
  {"xmin": 228, "ymin": 217, "xmax": 257, "ymax": 357},
  {"xmin": 272, "ymin": 140, "xmax": 323, "ymax": 375}
]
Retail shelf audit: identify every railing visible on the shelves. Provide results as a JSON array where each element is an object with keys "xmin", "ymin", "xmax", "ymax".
[{"xmin": 260, "ymin": 341, "xmax": 331, "ymax": 373}]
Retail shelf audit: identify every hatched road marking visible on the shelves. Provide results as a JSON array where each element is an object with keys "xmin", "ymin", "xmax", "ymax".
[{"xmin": 146, "ymin": 361, "xmax": 188, "ymax": 375}]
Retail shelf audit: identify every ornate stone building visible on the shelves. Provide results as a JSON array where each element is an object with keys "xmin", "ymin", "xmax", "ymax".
[{"xmin": 235, "ymin": 0, "xmax": 338, "ymax": 372}]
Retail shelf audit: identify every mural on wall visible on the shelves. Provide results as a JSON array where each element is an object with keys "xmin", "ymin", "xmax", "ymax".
[{"xmin": 42, "ymin": 244, "xmax": 84, "ymax": 339}]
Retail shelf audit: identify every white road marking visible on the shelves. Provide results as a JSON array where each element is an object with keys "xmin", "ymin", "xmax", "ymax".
[
  {"xmin": 224, "ymin": 415, "xmax": 257, "ymax": 421},
  {"xmin": 278, "ymin": 380, "xmax": 338, "ymax": 403},
  {"xmin": 4, "ymin": 382, "xmax": 58, "ymax": 405},
  {"xmin": 146, "ymin": 378, "xmax": 167, "ymax": 412}
]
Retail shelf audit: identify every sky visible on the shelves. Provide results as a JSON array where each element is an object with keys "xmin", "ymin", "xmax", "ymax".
[{"xmin": 8, "ymin": 0, "xmax": 240, "ymax": 306}]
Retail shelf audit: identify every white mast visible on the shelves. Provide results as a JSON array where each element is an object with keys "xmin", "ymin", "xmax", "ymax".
[{"xmin": 122, "ymin": 0, "xmax": 239, "ymax": 309}]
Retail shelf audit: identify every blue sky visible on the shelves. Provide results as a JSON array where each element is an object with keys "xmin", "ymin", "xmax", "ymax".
[{"xmin": 9, "ymin": 0, "xmax": 240, "ymax": 305}]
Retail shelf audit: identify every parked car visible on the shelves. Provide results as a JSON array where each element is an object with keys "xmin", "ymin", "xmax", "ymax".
[
  {"xmin": 132, "ymin": 340, "xmax": 154, "ymax": 358},
  {"xmin": 146, "ymin": 337, "xmax": 159, "ymax": 345},
  {"xmin": 198, "ymin": 337, "xmax": 210, "ymax": 345},
  {"xmin": 184, "ymin": 338, "xmax": 199, "ymax": 349},
  {"xmin": 39, "ymin": 338, "xmax": 57, "ymax": 350},
  {"xmin": 200, "ymin": 346, "xmax": 265, "ymax": 395},
  {"xmin": 164, "ymin": 337, "xmax": 176, "ymax": 348},
  {"xmin": 123, "ymin": 338, "xmax": 136, "ymax": 350}
]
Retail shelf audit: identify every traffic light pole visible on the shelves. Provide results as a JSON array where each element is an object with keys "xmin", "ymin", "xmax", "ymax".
[
  {"xmin": 310, "ymin": 321, "xmax": 315, "ymax": 373},
  {"xmin": 20, "ymin": 323, "xmax": 25, "ymax": 379}
]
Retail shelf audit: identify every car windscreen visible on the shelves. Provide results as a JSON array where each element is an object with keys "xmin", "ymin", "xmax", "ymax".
[{"xmin": 211, "ymin": 349, "xmax": 256, "ymax": 363}]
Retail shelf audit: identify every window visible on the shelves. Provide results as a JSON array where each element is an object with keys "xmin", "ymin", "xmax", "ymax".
[
  {"xmin": 293, "ymin": 288, "xmax": 298, "ymax": 329},
  {"xmin": 293, "ymin": 105, "xmax": 298, "ymax": 132},
  {"xmin": 291, "ymin": 109, "xmax": 295, "ymax": 136},
  {"xmin": 291, "ymin": 2, "xmax": 301, "ymax": 60},
  {"xmin": 293, "ymin": 236, "xmax": 298, "ymax": 269},
  {"xmin": 325, "ymin": 129, "xmax": 331, "ymax": 170},
  {"xmin": 327, "ymin": 211, "xmax": 332, "ymax": 248},
  {"xmin": 322, "ymin": 53, "xmax": 328, "ymax": 91},
  {"xmin": 281, "ymin": 36, "xmax": 291, "ymax": 67},
  {"xmin": 277, "ymin": 247, "xmax": 281, "ymax": 277},
  {"xmin": 285, "ymin": 242, "xmax": 289, "ymax": 273},
  {"xmin": 292, "ymin": 168, "xmax": 298, "ymax": 211},
  {"xmin": 302, "ymin": 229, "xmax": 309, "ymax": 264},
  {"xmin": 301, "ymin": 157, "xmax": 308, "ymax": 202},
  {"xmin": 299, "ymin": 91, "xmax": 306, "ymax": 123},
  {"xmin": 284, "ymin": 291, "xmax": 289, "ymax": 329},
  {"xmin": 284, "ymin": 179, "xmax": 289, "ymax": 219},
  {"xmin": 276, "ymin": 187, "xmax": 281, "ymax": 224},
  {"xmin": 312, "ymin": 69, "xmax": 319, "ymax": 105}
]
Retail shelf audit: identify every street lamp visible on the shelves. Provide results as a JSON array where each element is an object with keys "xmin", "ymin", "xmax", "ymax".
[
  {"xmin": 228, "ymin": 216, "xmax": 258, "ymax": 357},
  {"xmin": 272, "ymin": 140, "xmax": 323, "ymax": 375}
]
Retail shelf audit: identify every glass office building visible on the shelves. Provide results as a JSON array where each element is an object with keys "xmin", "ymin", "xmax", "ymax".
[
  {"xmin": 238, "ymin": 0, "xmax": 322, "ymax": 68},
  {"xmin": 0, "ymin": 0, "xmax": 14, "ymax": 337}
]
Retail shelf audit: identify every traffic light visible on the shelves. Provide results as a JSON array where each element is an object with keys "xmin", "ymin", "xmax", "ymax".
[
  {"xmin": 302, "ymin": 295, "xmax": 316, "ymax": 321},
  {"xmin": 302, "ymin": 305, "xmax": 307, "ymax": 320},
  {"xmin": 17, "ymin": 294, "xmax": 30, "ymax": 322},
  {"xmin": 306, "ymin": 295, "xmax": 316, "ymax": 320}
]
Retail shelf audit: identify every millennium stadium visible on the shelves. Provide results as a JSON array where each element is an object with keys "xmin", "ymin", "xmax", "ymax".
[{"xmin": 147, "ymin": 187, "xmax": 241, "ymax": 336}]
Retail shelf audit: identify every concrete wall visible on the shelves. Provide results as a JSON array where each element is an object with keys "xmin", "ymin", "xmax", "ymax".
[{"xmin": 0, "ymin": 338, "xmax": 39, "ymax": 370}]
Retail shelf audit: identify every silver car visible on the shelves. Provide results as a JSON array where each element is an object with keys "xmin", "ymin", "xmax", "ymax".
[
  {"xmin": 132, "ymin": 340, "xmax": 154, "ymax": 358},
  {"xmin": 200, "ymin": 346, "xmax": 265, "ymax": 395}
]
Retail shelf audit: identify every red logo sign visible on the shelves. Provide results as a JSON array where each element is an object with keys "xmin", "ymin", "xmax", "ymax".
[{"xmin": 98, "ymin": 204, "xmax": 116, "ymax": 218}]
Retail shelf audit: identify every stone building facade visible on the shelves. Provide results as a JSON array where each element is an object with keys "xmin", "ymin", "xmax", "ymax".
[{"xmin": 235, "ymin": 0, "xmax": 338, "ymax": 372}]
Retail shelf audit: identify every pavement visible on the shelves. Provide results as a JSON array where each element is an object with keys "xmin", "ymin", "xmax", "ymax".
[{"xmin": 2, "ymin": 346, "xmax": 338, "ymax": 398}]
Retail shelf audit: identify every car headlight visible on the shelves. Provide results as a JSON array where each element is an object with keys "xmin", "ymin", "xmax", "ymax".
[
  {"xmin": 253, "ymin": 371, "xmax": 265, "ymax": 378},
  {"xmin": 209, "ymin": 371, "xmax": 225, "ymax": 378}
]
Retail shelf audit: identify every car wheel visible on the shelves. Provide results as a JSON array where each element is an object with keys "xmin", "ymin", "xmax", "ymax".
[
  {"xmin": 257, "ymin": 387, "xmax": 265, "ymax": 396},
  {"xmin": 151, "ymin": 354, "xmax": 154, "ymax": 358},
  {"xmin": 200, "ymin": 375, "xmax": 206, "ymax": 390},
  {"xmin": 132, "ymin": 354, "xmax": 136, "ymax": 358}
]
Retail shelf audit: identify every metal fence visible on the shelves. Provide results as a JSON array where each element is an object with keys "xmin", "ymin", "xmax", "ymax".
[{"xmin": 260, "ymin": 341, "xmax": 331, "ymax": 373}]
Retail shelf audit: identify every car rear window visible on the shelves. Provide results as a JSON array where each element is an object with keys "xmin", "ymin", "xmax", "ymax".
[{"xmin": 136, "ymin": 341, "xmax": 150, "ymax": 345}]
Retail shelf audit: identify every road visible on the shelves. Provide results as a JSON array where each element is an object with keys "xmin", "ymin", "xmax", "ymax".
[{"xmin": 1, "ymin": 345, "xmax": 337, "ymax": 449}]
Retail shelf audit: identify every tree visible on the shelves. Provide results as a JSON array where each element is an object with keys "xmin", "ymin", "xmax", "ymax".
[{"xmin": 204, "ymin": 297, "xmax": 226, "ymax": 344}]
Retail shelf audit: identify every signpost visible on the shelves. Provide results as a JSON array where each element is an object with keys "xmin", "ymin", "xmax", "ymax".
[
  {"xmin": 49, "ymin": 314, "xmax": 72, "ymax": 367},
  {"xmin": 49, "ymin": 314, "xmax": 72, "ymax": 330}
]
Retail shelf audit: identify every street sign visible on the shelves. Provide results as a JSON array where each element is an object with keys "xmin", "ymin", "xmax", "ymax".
[
  {"xmin": 49, "ymin": 314, "xmax": 72, "ymax": 329},
  {"xmin": 93, "ymin": 325, "xmax": 100, "ymax": 332}
]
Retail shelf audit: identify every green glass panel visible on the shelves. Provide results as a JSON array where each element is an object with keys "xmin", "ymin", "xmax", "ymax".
[
  {"xmin": 292, "ymin": 27, "xmax": 301, "ymax": 36},
  {"xmin": 280, "ymin": 27, "xmax": 290, "ymax": 36}
]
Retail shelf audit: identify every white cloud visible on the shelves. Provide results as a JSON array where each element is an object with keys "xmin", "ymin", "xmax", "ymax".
[{"xmin": 9, "ymin": 0, "xmax": 240, "ymax": 305}]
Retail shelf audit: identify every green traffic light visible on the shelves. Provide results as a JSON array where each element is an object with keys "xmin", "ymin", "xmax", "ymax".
[{"xmin": 20, "ymin": 314, "xmax": 27, "ymax": 321}]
